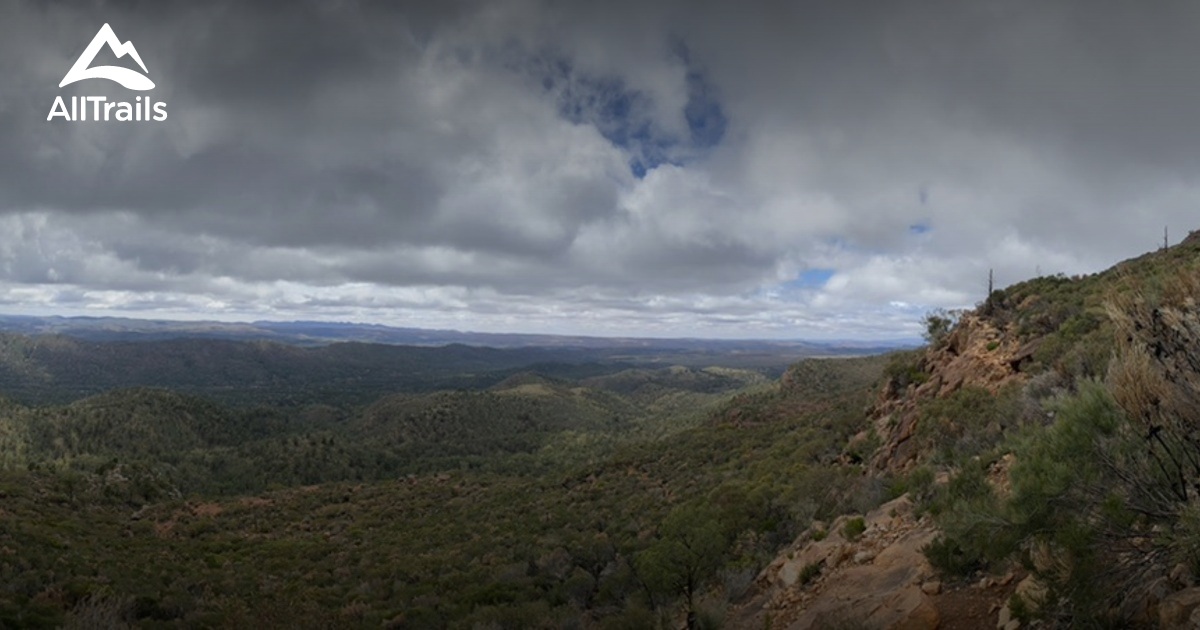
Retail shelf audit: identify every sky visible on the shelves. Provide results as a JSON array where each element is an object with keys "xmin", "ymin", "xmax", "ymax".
[{"xmin": 1, "ymin": 0, "xmax": 1198, "ymax": 340}]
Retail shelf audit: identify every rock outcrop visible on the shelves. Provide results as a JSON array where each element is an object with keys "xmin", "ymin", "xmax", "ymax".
[
  {"xmin": 869, "ymin": 313, "xmax": 1030, "ymax": 472},
  {"xmin": 737, "ymin": 234, "xmax": 1200, "ymax": 628},
  {"xmin": 733, "ymin": 495, "xmax": 943, "ymax": 629},
  {"xmin": 1159, "ymin": 587, "xmax": 1200, "ymax": 629}
]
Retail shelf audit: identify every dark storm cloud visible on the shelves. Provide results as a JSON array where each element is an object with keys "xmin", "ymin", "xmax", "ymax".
[{"xmin": 1, "ymin": 0, "xmax": 1198, "ymax": 337}]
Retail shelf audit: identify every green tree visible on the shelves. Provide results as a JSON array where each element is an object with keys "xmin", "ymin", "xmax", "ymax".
[
  {"xmin": 922, "ymin": 309, "xmax": 958, "ymax": 344},
  {"xmin": 635, "ymin": 504, "xmax": 727, "ymax": 629}
]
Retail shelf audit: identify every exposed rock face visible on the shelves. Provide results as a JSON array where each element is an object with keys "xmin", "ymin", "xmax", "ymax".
[
  {"xmin": 733, "ymin": 495, "xmax": 941, "ymax": 629},
  {"xmin": 752, "ymin": 234, "xmax": 1200, "ymax": 628},
  {"xmin": 732, "ymin": 312, "xmax": 1045, "ymax": 627},
  {"xmin": 869, "ymin": 313, "xmax": 1028, "ymax": 472},
  {"xmin": 1159, "ymin": 587, "xmax": 1200, "ymax": 629}
]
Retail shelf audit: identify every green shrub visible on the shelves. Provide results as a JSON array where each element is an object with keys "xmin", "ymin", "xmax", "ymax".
[
  {"xmin": 921, "ymin": 458, "xmax": 1009, "ymax": 570},
  {"xmin": 887, "ymin": 466, "xmax": 936, "ymax": 503},
  {"xmin": 922, "ymin": 309, "xmax": 958, "ymax": 344},
  {"xmin": 799, "ymin": 560, "xmax": 823, "ymax": 585},
  {"xmin": 842, "ymin": 517, "xmax": 866, "ymax": 541},
  {"xmin": 927, "ymin": 382, "xmax": 1154, "ymax": 623},
  {"xmin": 922, "ymin": 535, "xmax": 982, "ymax": 576},
  {"xmin": 916, "ymin": 385, "xmax": 1020, "ymax": 464},
  {"xmin": 882, "ymin": 351, "xmax": 929, "ymax": 389}
]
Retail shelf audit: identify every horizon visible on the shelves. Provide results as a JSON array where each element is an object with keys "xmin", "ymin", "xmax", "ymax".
[
  {"xmin": 3, "ymin": 2, "xmax": 1196, "ymax": 338},
  {"xmin": 0, "ymin": 311, "xmax": 921, "ymax": 345}
]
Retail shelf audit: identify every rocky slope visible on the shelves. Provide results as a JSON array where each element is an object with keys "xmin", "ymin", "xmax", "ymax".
[
  {"xmin": 736, "ymin": 232, "xmax": 1200, "ymax": 628},
  {"xmin": 729, "ymin": 305, "xmax": 1049, "ymax": 628},
  {"xmin": 868, "ymin": 312, "xmax": 1034, "ymax": 472},
  {"xmin": 732, "ymin": 495, "xmax": 940, "ymax": 629},
  {"xmin": 730, "ymin": 493, "xmax": 1042, "ymax": 630}
]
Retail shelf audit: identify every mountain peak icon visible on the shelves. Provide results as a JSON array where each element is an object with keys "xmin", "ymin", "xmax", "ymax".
[{"xmin": 59, "ymin": 23, "xmax": 155, "ymax": 91}]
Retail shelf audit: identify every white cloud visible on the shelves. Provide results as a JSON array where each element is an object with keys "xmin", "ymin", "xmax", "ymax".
[{"xmin": 0, "ymin": 0, "xmax": 1197, "ymax": 338}]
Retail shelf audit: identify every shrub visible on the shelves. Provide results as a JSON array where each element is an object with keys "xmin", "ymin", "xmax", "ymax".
[
  {"xmin": 922, "ymin": 309, "xmax": 958, "ymax": 344},
  {"xmin": 923, "ymin": 535, "xmax": 982, "ymax": 577},
  {"xmin": 799, "ymin": 560, "xmax": 823, "ymax": 585},
  {"xmin": 928, "ymin": 382, "xmax": 1163, "ymax": 624},
  {"xmin": 887, "ymin": 465, "xmax": 935, "ymax": 503},
  {"xmin": 842, "ymin": 517, "xmax": 866, "ymax": 541},
  {"xmin": 922, "ymin": 458, "xmax": 1008, "ymax": 571},
  {"xmin": 916, "ymin": 385, "xmax": 1021, "ymax": 465},
  {"xmin": 921, "ymin": 248, "xmax": 1200, "ymax": 625},
  {"xmin": 882, "ymin": 351, "xmax": 928, "ymax": 390}
]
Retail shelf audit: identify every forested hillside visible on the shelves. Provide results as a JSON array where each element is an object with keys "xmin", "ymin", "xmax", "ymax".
[
  {"xmin": 0, "ymin": 336, "xmax": 640, "ymax": 405},
  {"xmin": 6, "ymin": 237, "xmax": 1198, "ymax": 628},
  {"xmin": 0, "ymin": 347, "xmax": 888, "ymax": 628}
]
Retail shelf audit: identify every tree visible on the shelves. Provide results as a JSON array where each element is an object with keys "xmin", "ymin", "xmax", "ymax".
[
  {"xmin": 635, "ymin": 504, "xmax": 727, "ymax": 629},
  {"xmin": 922, "ymin": 309, "xmax": 959, "ymax": 344}
]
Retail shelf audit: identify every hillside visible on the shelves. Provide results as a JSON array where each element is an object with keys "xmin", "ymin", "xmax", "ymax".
[
  {"xmin": 0, "ymin": 354, "xmax": 887, "ymax": 628},
  {"xmin": 4, "ymin": 237, "xmax": 1199, "ymax": 628},
  {"xmin": 0, "ymin": 315, "xmax": 902, "ymax": 360},
  {"xmin": 736, "ymin": 232, "xmax": 1200, "ymax": 628},
  {"xmin": 0, "ymin": 335, "xmax": 642, "ymax": 405},
  {"xmin": 0, "ymin": 330, "xmax": 872, "ymax": 407}
]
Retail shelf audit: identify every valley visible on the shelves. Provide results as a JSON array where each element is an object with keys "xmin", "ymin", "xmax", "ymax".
[
  {"xmin": 0, "ymin": 332, "xmax": 886, "ymax": 628},
  {"xmin": 3, "ymin": 235, "xmax": 1200, "ymax": 628}
]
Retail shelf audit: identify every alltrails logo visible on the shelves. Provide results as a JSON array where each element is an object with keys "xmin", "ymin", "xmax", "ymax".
[{"xmin": 47, "ymin": 23, "xmax": 168, "ymax": 122}]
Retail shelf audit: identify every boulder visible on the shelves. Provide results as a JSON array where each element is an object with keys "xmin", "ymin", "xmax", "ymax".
[{"xmin": 1159, "ymin": 587, "xmax": 1200, "ymax": 629}]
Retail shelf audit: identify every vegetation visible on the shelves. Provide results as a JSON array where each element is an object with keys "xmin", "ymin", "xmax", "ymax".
[
  {"xmin": 922, "ymin": 309, "xmax": 960, "ymax": 344},
  {"xmin": 915, "ymin": 384, "xmax": 1021, "ymax": 464},
  {"xmin": 798, "ymin": 560, "xmax": 824, "ymax": 586},
  {"xmin": 881, "ymin": 349, "xmax": 928, "ymax": 390},
  {"xmin": 0, "ymin": 340, "xmax": 887, "ymax": 627},
  {"xmin": 841, "ymin": 516, "xmax": 866, "ymax": 541},
  {"xmin": 6, "ymin": 234, "xmax": 1200, "ymax": 627},
  {"xmin": 918, "ymin": 235, "xmax": 1200, "ymax": 626}
]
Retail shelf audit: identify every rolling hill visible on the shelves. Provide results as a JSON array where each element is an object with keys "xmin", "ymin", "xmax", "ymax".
[{"xmin": 5, "ymin": 235, "xmax": 1200, "ymax": 628}]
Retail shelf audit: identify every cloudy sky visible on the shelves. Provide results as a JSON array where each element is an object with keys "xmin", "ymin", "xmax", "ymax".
[{"xmin": 1, "ymin": 0, "xmax": 1197, "ymax": 339}]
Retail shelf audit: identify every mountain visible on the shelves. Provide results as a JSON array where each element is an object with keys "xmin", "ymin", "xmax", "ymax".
[
  {"xmin": 735, "ymin": 230, "xmax": 1200, "ymax": 628},
  {"xmin": 6, "ymin": 236, "xmax": 1198, "ymax": 628},
  {"xmin": 0, "ymin": 319, "xmax": 905, "ymax": 405},
  {"xmin": 0, "ymin": 334, "xmax": 620, "ymax": 405},
  {"xmin": 0, "ymin": 314, "xmax": 911, "ymax": 353}
]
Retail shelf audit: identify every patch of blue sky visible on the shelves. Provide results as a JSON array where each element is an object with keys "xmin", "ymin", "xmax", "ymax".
[
  {"xmin": 784, "ymin": 268, "xmax": 836, "ymax": 290},
  {"xmin": 527, "ymin": 47, "xmax": 726, "ymax": 178}
]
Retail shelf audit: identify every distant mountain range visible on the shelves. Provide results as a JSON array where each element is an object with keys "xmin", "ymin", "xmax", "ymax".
[
  {"xmin": 0, "ymin": 315, "xmax": 913, "ymax": 406},
  {"xmin": 0, "ymin": 314, "xmax": 915, "ymax": 353}
]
